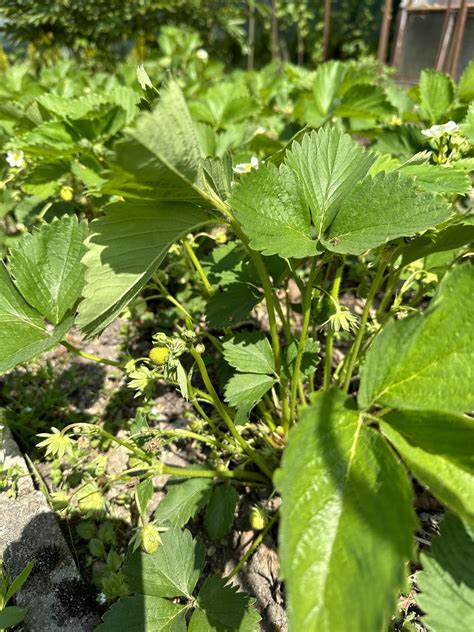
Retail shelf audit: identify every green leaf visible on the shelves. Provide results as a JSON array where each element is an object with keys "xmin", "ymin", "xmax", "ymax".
[
  {"xmin": 359, "ymin": 265, "xmax": 474, "ymax": 413},
  {"xmin": 276, "ymin": 389, "xmax": 416, "ymax": 632},
  {"xmin": 189, "ymin": 576, "xmax": 260, "ymax": 632},
  {"xmin": 224, "ymin": 373, "xmax": 275, "ymax": 413},
  {"xmin": 5, "ymin": 559, "xmax": 35, "ymax": 603},
  {"xmin": 458, "ymin": 59, "xmax": 474, "ymax": 103},
  {"xmin": 77, "ymin": 201, "xmax": 210, "ymax": 336},
  {"xmin": 0, "ymin": 606, "xmax": 28, "ymax": 629},
  {"xmin": 460, "ymin": 103, "xmax": 474, "ymax": 142},
  {"xmin": 417, "ymin": 514, "xmax": 474, "ymax": 632},
  {"xmin": 335, "ymin": 84, "xmax": 395, "ymax": 119},
  {"xmin": 223, "ymin": 333, "xmax": 275, "ymax": 375},
  {"xmin": 135, "ymin": 479, "xmax": 153, "ymax": 517},
  {"xmin": 97, "ymin": 595, "xmax": 186, "ymax": 632},
  {"xmin": 205, "ymin": 485, "xmax": 239, "ymax": 541},
  {"xmin": 419, "ymin": 70, "xmax": 454, "ymax": 123},
  {"xmin": 205, "ymin": 283, "xmax": 262, "ymax": 328},
  {"xmin": 0, "ymin": 263, "xmax": 72, "ymax": 374},
  {"xmin": 124, "ymin": 527, "xmax": 204, "ymax": 598},
  {"xmin": 112, "ymin": 81, "xmax": 208, "ymax": 202},
  {"xmin": 229, "ymin": 163, "xmax": 319, "ymax": 258},
  {"xmin": 312, "ymin": 60, "xmax": 347, "ymax": 121},
  {"xmin": 400, "ymin": 224, "xmax": 474, "ymax": 266},
  {"xmin": 398, "ymin": 164, "xmax": 471, "ymax": 195},
  {"xmin": 8, "ymin": 215, "xmax": 87, "ymax": 325},
  {"xmin": 283, "ymin": 338, "xmax": 321, "ymax": 379},
  {"xmin": 380, "ymin": 411, "xmax": 474, "ymax": 524},
  {"xmin": 285, "ymin": 127, "xmax": 375, "ymax": 234},
  {"xmin": 153, "ymin": 478, "xmax": 213, "ymax": 528},
  {"xmin": 22, "ymin": 159, "xmax": 70, "ymax": 199},
  {"xmin": 322, "ymin": 172, "xmax": 451, "ymax": 255}
]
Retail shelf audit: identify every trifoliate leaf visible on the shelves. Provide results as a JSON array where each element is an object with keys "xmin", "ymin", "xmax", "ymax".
[
  {"xmin": 205, "ymin": 485, "xmax": 239, "ymax": 541},
  {"xmin": 322, "ymin": 172, "xmax": 451, "ymax": 255},
  {"xmin": 97, "ymin": 595, "xmax": 187, "ymax": 632},
  {"xmin": 380, "ymin": 411, "xmax": 474, "ymax": 524},
  {"xmin": 8, "ymin": 215, "xmax": 87, "ymax": 324},
  {"xmin": 224, "ymin": 373, "xmax": 275, "ymax": 413},
  {"xmin": 188, "ymin": 576, "xmax": 260, "ymax": 632},
  {"xmin": 285, "ymin": 127, "xmax": 376, "ymax": 234},
  {"xmin": 277, "ymin": 389, "xmax": 416, "ymax": 632},
  {"xmin": 359, "ymin": 264, "xmax": 474, "ymax": 414},
  {"xmin": 223, "ymin": 332, "xmax": 275, "ymax": 375},
  {"xmin": 229, "ymin": 162, "xmax": 319, "ymax": 258},
  {"xmin": 77, "ymin": 201, "xmax": 210, "ymax": 336},
  {"xmin": 124, "ymin": 527, "xmax": 204, "ymax": 598},
  {"xmin": 417, "ymin": 514, "xmax": 474, "ymax": 631},
  {"xmin": 153, "ymin": 478, "xmax": 213, "ymax": 528}
]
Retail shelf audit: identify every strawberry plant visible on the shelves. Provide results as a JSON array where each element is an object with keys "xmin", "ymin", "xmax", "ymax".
[{"xmin": 0, "ymin": 70, "xmax": 473, "ymax": 631}]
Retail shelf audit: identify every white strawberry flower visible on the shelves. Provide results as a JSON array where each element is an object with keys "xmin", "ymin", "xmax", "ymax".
[
  {"xmin": 233, "ymin": 156, "xmax": 259, "ymax": 174},
  {"xmin": 421, "ymin": 121, "xmax": 459, "ymax": 139},
  {"xmin": 196, "ymin": 48, "xmax": 209, "ymax": 61},
  {"xmin": 6, "ymin": 149, "xmax": 25, "ymax": 168}
]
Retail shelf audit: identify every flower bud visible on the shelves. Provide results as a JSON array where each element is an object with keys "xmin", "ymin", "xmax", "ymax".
[{"xmin": 141, "ymin": 524, "xmax": 162, "ymax": 554}]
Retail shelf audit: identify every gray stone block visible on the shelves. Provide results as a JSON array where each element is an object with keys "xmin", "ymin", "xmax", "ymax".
[{"xmin": 1, "ymin": 426, "xmax": 100, "ymax": 631}]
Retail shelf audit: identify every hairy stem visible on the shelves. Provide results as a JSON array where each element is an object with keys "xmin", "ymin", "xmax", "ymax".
[
  {"xmin": 225, "ymin": 511, "xmax": 279, "ymax": 579},
  {"xmin": 289, "ymin": 259, "xmax": 319, "ymax": 423},
  {"xmin": 190, "ymin": 348, "xmax": 273, "ymax": 479},
  {"xmin": 341, "ymin": 260, "xmax": 387, "ymax": 393},
  {"xmin": 323, "ymin": 258, "xmax": 345, "ymax": 390},
  {"xmin": 157, "ymin": 463, "xmax": 268, "ymax": 484},
  {"xmin": 61, "ymin": 340, "xmax": 122, "ymax": 368},
  {"xmin": 183, "ymin": 237, "xmax": 213, "ymax": 296}
]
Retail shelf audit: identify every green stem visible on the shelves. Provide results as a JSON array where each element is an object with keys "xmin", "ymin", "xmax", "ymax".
[
  {"xmin": 61, "ymin": 341, "xmax": 123, "ymax": 368},
  {"xmin": 152, "ymin": 428, "xmax": 218, "ymax": 447},
  {"xmin": 182, "ymin": 238, "xmax": 213, "ymax": 296},
  {"xmin": 274, "ymin": 293, "xmax": 292, "ymax": 344},
  {"xmin": 323, "ymin": 258, "xmax": 345, "ymax": 390},
  {"xmin": 190, "ymin": 348, "xmax": 273, "ymax": 479},
  {"xmin": 225, "ymin": 511, "xmax": 279, "ymax": 580},
  {"xmin": 376, "ymin": 267, "xmax": 401, "ymax": 320},
  {"xmin": 289, "ymin": 259, "xmax": 318, "ymax": 423},
  {"xmin": 158, "ymin": 463, "xmax": 268, "ymax": 485},
  {"xmin": 63, "ymin": 422, "xmax": 153, "ymax": 463},
  {"xmin": 341, "ymin": 261, "xmax": 387, "ymax": 393},
  {"xmin": 230, "ymin": 221, "xmax": 281, "ymax": 374},
  {"xmin": 230, "ymin": 220, "xmax": 290, "ymax": 427}
]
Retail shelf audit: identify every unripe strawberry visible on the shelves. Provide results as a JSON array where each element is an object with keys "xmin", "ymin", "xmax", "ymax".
[
  {"xmin": 141, "ymin": 524, "xmax": 162, "ymax": 554},
  {"xmin": 149, "ymin": 346, "xmax": 170, "ymax": 366},
  {"xmin": 249, "ymin": 506, "xmax": 268, "ymax": 530},
  {"xmin": 59, "ymin": 185, "xmax": 74, "ymax": 201}
]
